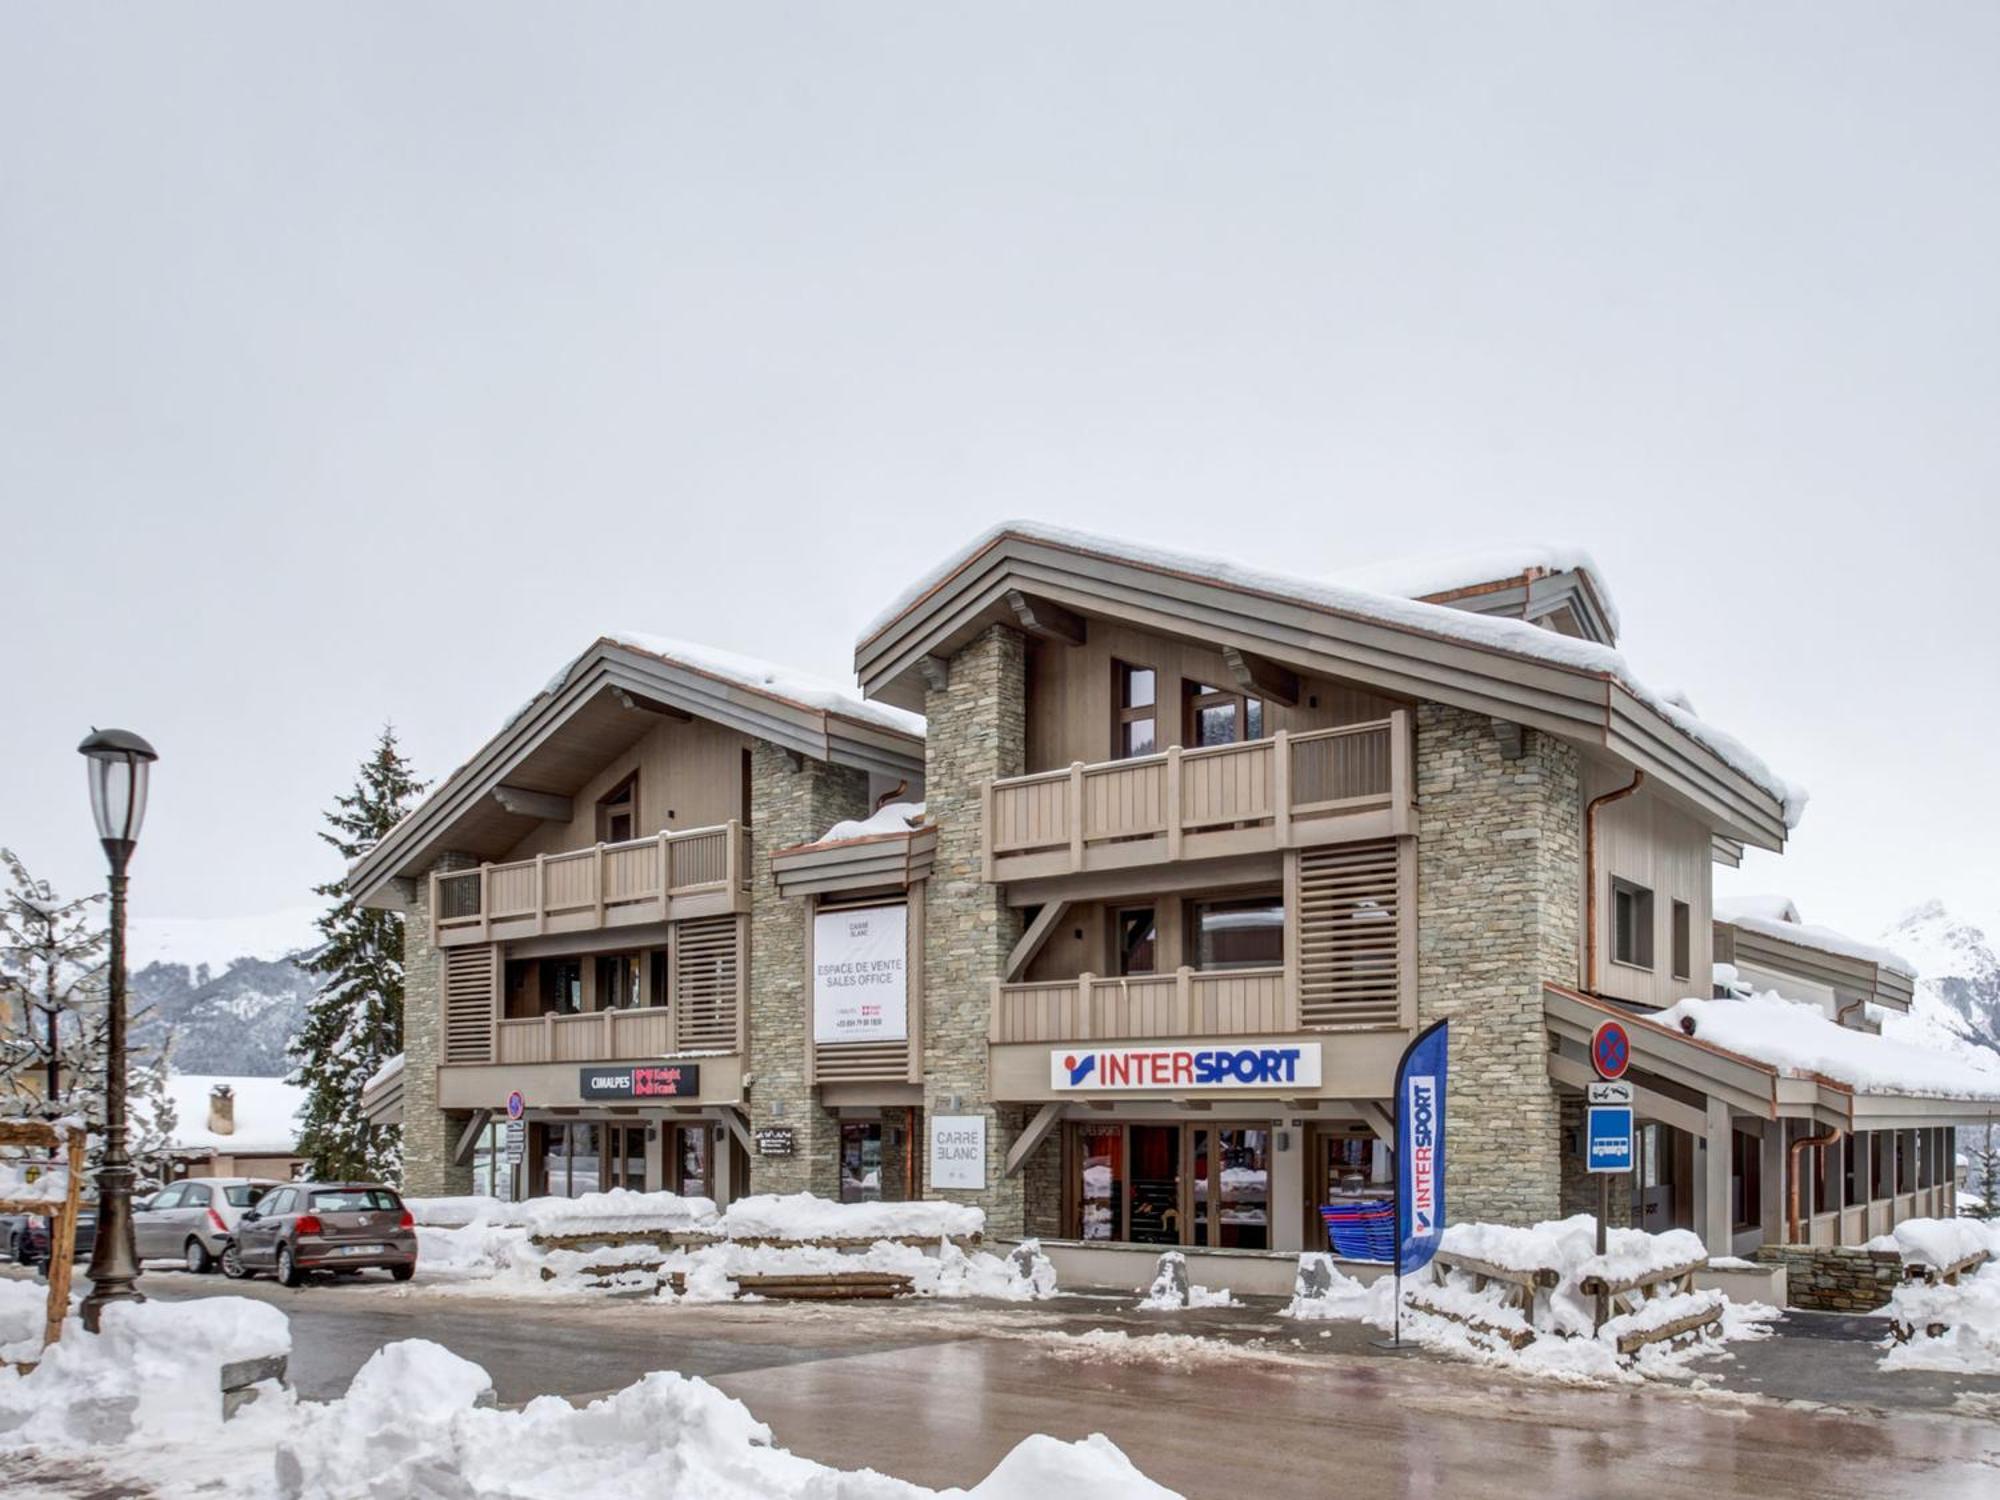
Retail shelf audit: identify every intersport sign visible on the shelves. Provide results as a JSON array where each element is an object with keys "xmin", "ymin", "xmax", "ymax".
[{"xmin": 1050, "ymin": 1043, "xmax": 1322, "ymax": 1092}]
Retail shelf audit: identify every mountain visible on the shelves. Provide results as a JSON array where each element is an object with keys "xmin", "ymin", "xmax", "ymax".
[
  {"xmin": 1877, "ymin": 899, "xmax": 2000, "ymax": 1066},
  {"xmin": 128, "ymin": 908, "xmax": 323, "ymax": 1077}
]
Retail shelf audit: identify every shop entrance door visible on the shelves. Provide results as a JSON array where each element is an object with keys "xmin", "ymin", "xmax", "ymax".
[
  {"xmin": 670, "ymin": 1124, "xmax": 712, "ymax": 1199},
  {"xmin": 1190, "ymin": 1126, "xmax": 1272, "ymax": 1249},
  {"xmin": 602, "ymin": 1124, "xmax": 647, "ymax": 1191}
]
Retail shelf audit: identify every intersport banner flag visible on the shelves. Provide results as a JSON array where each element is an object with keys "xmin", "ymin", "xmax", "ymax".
[{"xmin": 1394, "ymin": 1018, "xmax": 1450, "ymax": 1279}]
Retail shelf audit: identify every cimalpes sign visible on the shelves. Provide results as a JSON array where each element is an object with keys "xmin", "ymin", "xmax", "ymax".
[{"xmin": 578, "ymin": 1064, "xmax": 700, "ymax": 1101}]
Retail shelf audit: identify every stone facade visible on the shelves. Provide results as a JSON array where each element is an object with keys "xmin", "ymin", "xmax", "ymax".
[
  {"xmin": 1415, "ymin": 705, "xmax": 1582, "ymax": 1226},
  {"xmin": 400, "ymin": 853, "xmax": 477, "ymax": 1198},
  {"xmin": 920, "ymin": 625, "xmax": 1029, "ymax": 1233},
  {"xmin": 1755, "ymin": 1244, "xmax": 1902, "ymax": 1312},
  {"xmin": 746, "ymin": 741, "xmax": 871, "ymax": 1197}
]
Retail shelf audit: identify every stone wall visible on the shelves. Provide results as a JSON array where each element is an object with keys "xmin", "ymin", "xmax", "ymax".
[
  {"xmin": 400, "ymin": 854, "xmax": 477, "ymax": 1198},
  {"xmin": 1415, "ymin": 705, "xmax": 1581, "ymax": 1226},
  {"xmin": 920, "ymin": 625, "xmax": 1028, "ymax": 1233},
  {"xmin": 1755, "ymin": 1244, "xmax": 1902, "ymax": 1312},
  {"xmin": 746, "ymin": 741, "xmax": 871, "ymax": 1198}
]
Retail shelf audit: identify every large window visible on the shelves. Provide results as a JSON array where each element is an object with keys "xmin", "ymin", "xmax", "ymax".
[
  {"xmin": 595, "ymin": 952, "xmax": 643, "ymax": 1009},
  {"xmin": 1067, "ymin": 1122, "xmax": 1271, "ymax": 1249},
  {"xmin": 1184, "ymin": 682, "xmax": 1264, "ymax": 748},
  {"xmin": 1189, "ymin": 895, "xmax": 1284, "ymax": 971},
  {"xmin": 1114, "ymin": 663, "xmax": 1157, "ymax": 759},
  {"xmin": 543, "ymin": 959, "xmax": 583, "ymax": 1015},
  {"xmin": 1612, "ymin": 880, "xmax": 1655, "ymax": 970},
  {"xmin": 597, "ymin": 773, "xmax": 638, "ymax": 843}
]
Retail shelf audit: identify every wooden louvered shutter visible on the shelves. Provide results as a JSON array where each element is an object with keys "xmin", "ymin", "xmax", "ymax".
[
  {"xmin": 442, "ymin": 946, "xmax": 498, "ymax": 1063},
  {"xmin": 674, "ymin": 916, "xmax": 742, "ymax": 1051},
  {"xmin": 1296, "ymin": 841, "xmax": 1404, "ymax": 1028}
]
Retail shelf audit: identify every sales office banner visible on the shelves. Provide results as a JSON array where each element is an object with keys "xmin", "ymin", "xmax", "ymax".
[
  {"xmin": 1051, "ymin": 1043, "xmax": 1323, "ymax": 1092},
  {"xmin": 812, "ymin": 904, "xmax": 909, "ymax": 1044}
]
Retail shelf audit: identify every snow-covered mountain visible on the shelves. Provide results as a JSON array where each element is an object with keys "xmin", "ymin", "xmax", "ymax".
[
  {"xmin": 128, "ymin": 908, "xmax": 323, "ymax": 1077},
  {"xmin": 1877, "ymin": 900, "xmax": 2000, "ymax": 1064}
]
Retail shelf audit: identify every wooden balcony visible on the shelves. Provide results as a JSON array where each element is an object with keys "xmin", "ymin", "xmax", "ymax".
[
  {"xmin": 429, "ymin": 821, "xmax": 750, "ymax": 948},
  {"xmin": 494, "ymin": 1006, "xmax": 677, "ymax": 1065},
  {"xmin": 983, "ymin": 715, "xmax": 1411, "ymax": 885},
  {"xmin": 991, "ymin": 966, "xmax": 1291, "ymax": 1044}
]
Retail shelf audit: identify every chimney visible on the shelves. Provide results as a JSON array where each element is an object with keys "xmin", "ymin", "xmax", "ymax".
[{"xmin": 208, "ymin": 1083, "xmax": 236, "ymax": 1137}]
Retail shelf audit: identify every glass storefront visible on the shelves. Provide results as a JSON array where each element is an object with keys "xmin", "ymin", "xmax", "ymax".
[
  {"xmin": 535, "ymin": 1121, "xmax": 645, "ymax": 1197},
  {"xmin": 840, "ymin": 1123, "xmax": 883, "ymax": 1203},
  {"xmin": 1068, "ymin": 1122, "xmax": 1270, "ymax": 1248}
]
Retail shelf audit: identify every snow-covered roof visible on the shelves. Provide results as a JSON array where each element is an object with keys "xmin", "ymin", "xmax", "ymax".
[
  {"xmin": 1655, "ymin": 992, "xmax": 2000, "ymax": 1100},
  {"xmin": 1715, "ymin": 895, "xmax": 1917, "ymax": 979},
  {"xmin": 861, "ymin": 521, "xmax": 1804, "ymax": 829},
  {"xmin": 817, "ymin": 801, "xmax": 926, "ymax": 845},
  {"xmin": 604, "ymin": 634, "xmax": 924, "ymax": 738},
  {"xmin": 1327, "ymin": 544, "xmax": 1622, "ymax": 638},
  {"xmin": 140, "ymin": 1075, "xmax": 307, "ymax": 1156}
]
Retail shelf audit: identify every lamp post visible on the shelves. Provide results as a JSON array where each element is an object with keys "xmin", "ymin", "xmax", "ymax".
[{"xmin": 77, "ymin": 727, "xmax": 157, "ymax": 1332}]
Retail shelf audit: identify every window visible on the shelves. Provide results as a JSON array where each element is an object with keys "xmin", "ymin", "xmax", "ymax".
[
  {"xmin": 840, "ymin": 1123, "xmax": 882, "ymax": 1204},
  {"xmin": 222, "ymin": 1184, "xmax": 264, "ymax": 1208},
  {"xmin": 1115, "ymin": 908, "xmax": 1157, "ymax": 976},
  {"xmin": 595, "ymin": 953, "xmax": 642, "ymax": 1010},
  {"xmin": 596, "ymin": 773, "xmax": 638, "ymax": 843},
  {"xmin": 1612, "ymin": 880, "xmax": 1655, "ymax": 970},
  {"xmin": 310, "ymin": 1189, "xmax": 402, "ymax": 1213},
  {"xmin": 181, "ymin": 1182, "xmax": 212, "ymax": 1208},
  {"xmin": 1671, "ymin": 900, "xmax": 1692, "ymax": 981},
  {"xmin": 1189, "ymin": 895, "xmax": 1284, "ymax": 971},
  {"xmin": 1115, "ymin": 662, "xmax": 1157, "ymax": 759},
  {"xmin": 1067, "ymin": 1121, "xmax": 1271, "ymax": 1248},
  {"xmin": 538, "ymin": 1122, "xmax": 604, "ymax": 1198},
  {"xmin": 149, "ymin": 1184, "xmax": 187, "ymax": 1212},
  {"xmin": 1730, "ymin": 1130, "xmax": 1760, "ymax": 1231},
  {"xmin": 541, "ymin": 959, "xmax": 583, "ymax": 1015},
  {"xmin": 1184, "ymin": 682, "xmax": 1264, "ymax": 748},
  {"xmin": 649, "ymin": 950, "xmax": 670, "ymax": 1009}
]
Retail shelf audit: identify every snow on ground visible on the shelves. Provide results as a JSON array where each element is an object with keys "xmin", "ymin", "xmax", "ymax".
[
  {"xmin": 1657, "ymin": 990, "xmax": 2000, "ymax": 1099},
  {"xmin": 1134, "ymin": 1252, "xmax": 1238, "ymax": 1310},
  {"xmin": 0, "ymin": 1297, "xmax": 1173, "ymax": 1499},
  {"xmin": 1884, "ymin": 1257, "xmax": 2000, "ymax": 1375}
]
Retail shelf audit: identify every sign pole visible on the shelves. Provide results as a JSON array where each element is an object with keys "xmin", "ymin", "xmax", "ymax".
[
  {"xmin": 1390, "ymin": 1139, "xmax": 1402, "ymax": 1348},
  {"xmin": 1594, "ymin": 1173, "xmax": 1609, "ymax": 1334}
]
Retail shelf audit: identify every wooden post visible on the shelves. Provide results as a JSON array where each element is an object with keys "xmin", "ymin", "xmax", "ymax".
[
  {"xmin": 657, "ymin": 830, "xmax": 672, "ymax": 920},
  {"xmin": 1178, "ymin": 966, "xmax": 1196, "ymax": 1036},
  {"xmin": 542, "ymin": 1012, "xmax": 556, "ymax": 1063},
  {"xmin": 428, "ymin": 871, "xmax": 440, "ymax": 947},
  {"xmin": 478, "ymin": 864, "xmax": 491, "ymax": 939},
  {"xmin": 1164, "ymin": 747, "xmax": 1183, "ymax": 863},
  {"xmin": 1068, "ymin": 763, "xmax": 1087, "ymax": 872},
  {"xmin": 45, "ymin": 1129, "xmax": 85, "ymax": 1348},
  {"xmin": 725, "ymin": 819, "xmax": 741, "ymax": 894},
  {"xmin": 593, "ymin": 843, "xmax": 607, "ymax": 928},
  {"xmin": 981, "ymin": 780, "xmax": 996, "ymax": 883},
  {"xmin": 1702, "ymin": 1098, "xmax": 1732, "ymax": 1258},
  {"xmin": 1076, "ymin": 972, "xmax": 1094, "ymax": 1040},
  {"xmin": 1271, "ymin": 730, "xmax": 1291, "ymax": 847},
  {"xmin": 534, "ymin": 852, "xmax": 548, "ymax": 935},
  {"xmin": 1389, "ymin": 709, "xmax": 1412, "ymax": 833}
]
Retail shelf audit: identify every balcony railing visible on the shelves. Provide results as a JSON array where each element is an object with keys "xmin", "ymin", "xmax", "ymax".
[
  {"xmin": 494, "ymin": 1006, "xmax": 678, "ymax": 1065},
  {"xmin": 983, "ymin": 715, "xmax": 1411, "ymax": 883},
  {"xmin": 430, "ymin": 821, "xmax": 749, "ymax": 947},
  {"xmin": 990, "ymin": 966, "xmax": 1291, "ymax": 1044}
]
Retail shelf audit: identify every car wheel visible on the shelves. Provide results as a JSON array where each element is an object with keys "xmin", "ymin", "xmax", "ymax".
[
  {"xmin": 276, "ymin": 1244, "xmax": 303, "ymax": 1289},
  {"xmin": 221, "ymin": 1242, "xmax": 251, "ymax": 1280},
  {"xmin": 184, "ymin": 1237, "xmax": 215, "ymax": 1275},
  {"xmin": 390, "ymin": 1263, "xmax": 416, "ymax": 1283}
]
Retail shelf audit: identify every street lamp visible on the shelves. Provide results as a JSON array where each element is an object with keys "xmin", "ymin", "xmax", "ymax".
[{"xmin": 77, "ymin": 727, "xmax": 157, "ymax": 1332}]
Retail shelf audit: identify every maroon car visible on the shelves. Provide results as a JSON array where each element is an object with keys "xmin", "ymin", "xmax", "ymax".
[{"xmin": 222, "ymin": 1182, "xmax": 417, "ymax": 1287}]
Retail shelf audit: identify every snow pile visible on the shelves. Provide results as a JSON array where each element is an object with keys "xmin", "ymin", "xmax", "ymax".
[
  {"xmin": 406, "ymin": 1193, "xmax": 528, "ymax": 1228},
  {"xmin": 0, "ymin": 1279, "xmax": 49, "ymax": 1364},
  {"xmin": 660, "ymin": 1238, "xmax": 1056, "ymax": 1304},
  {"xmin": 1658, "ymin": 991, "xmax": 2000, "ymax": 1099},
  {"xmin": 0, "ymin": 1303, "xmax": 1172, "ymax": 1498},
  {"xmin": 1891, "ymin": 1217, "xmax": 1996, "ymax": 1271},
  {"xmin": 1883, "ymin": 1259, "xmax": 2000, "ymax": 1374},
  {"xmin": 0, "ymin": 1160, "xmax": 71, "ymax": 1205},
  {"xmin": 715, "ymin": 1192, "xmax": 984, "ymax": 1243},
  {"xmin": 1134, "ymin": 1251, "xmax": 1237, "ymax": 1311},
  {"xmin": 819, "ymin": 801, "xmax": 927, "ymax": 844},
  {"xmin": 0, "ymin": 1297, "xmax": 289, "ymax": 1449},
  {"xmin": 520, "ymin": 1187, "xmax": 720, "ymax": 1238},
  {"xmin": 1282, "ymin": 1255, "xmax": 1382, "ymax": 1321},
  {"xmin": 1433, "ymin": 1216, "xmax": 1706, "ymax": 1337}
]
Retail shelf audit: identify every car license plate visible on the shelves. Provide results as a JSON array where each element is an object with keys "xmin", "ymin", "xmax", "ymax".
[{"xmin": 333, "ymin": 1244, "xmax": 384, "ymax": 1256}]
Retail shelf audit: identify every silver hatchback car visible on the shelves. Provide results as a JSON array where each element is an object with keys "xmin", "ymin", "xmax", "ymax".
[{"xmin": 133, "ymin": 1177, "xmax": 281, "ymax": 1274}]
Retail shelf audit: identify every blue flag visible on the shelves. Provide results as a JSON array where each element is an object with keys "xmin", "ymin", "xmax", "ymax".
[{"xmin": 1395, "ymin": 1019, "xmax": 1449, "ymax": 1278}]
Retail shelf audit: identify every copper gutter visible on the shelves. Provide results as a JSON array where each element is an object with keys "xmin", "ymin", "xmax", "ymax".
[
  {"xmin": 1584, "ymin": 770, "xmax": 1646, "ymax": 992},
  {"xmin": 1788, "ymin": 1125, "xmax": 1843, "ymax": 1243}
]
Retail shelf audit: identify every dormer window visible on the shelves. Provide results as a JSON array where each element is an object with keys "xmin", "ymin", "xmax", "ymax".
[{"xmin": 597, "ymin": 773, "xmax": 638, "ymax": 843}]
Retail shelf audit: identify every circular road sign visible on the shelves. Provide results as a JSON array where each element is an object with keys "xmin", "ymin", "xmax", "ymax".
[
  {"xmin": 1591, "ymin": 1020, "xmax": 1631, "ymax": 1081},
  {"xmin": 506, "ymin": 1090, "xmax": 526, "ymax": 1122}
]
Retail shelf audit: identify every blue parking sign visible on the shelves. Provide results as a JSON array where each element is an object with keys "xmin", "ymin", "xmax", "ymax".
[{"xmin": 1586, "ymin": 1106, "xmax": 1634, "ymax": 1174}]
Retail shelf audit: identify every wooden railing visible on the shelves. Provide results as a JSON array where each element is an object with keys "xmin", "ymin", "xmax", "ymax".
[
  {"xmin": 984, "ymin": 715, "xmax": 1410, "ymax": 880},
  {"xmin": 990, "ymin": 966, "xmax": 1290, "ymax": 1044},
  {"xmin": 431, "ymin": 821, "xmax": 749, "ymax": 946},
  {"xmin": 495, "ymin": 1006, "xmax": 679, "ymax": 1066}
]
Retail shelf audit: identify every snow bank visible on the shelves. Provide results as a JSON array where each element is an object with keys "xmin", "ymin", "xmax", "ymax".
[
  {"xmin": 1658, "ymin": 991, "xmax": 2000, "ymax": 1099},
  {"xmin": 1892, "ymin": 1217, "xmax": 1997, "ymax": 1270},
  {"xmin": 406, "ymin": 1193, "xmax": 527, "ymax": 1228},
  {"xmin": 1134, "ymin": 1251, "xmax": 1237, "ymax": 1310},
  {"xmin": 0, "ymin": 1279, "xmax": 49, "ymax": 1365},
  {"xmin": 1884, "ymin": 1260, "xmax": 2000, "ymax": 1374},
  {"xmin": 0, "ymin": 1300, "xmax": 1171, "ymax": 1499},
  {"xmin": 714, "ymin": 1192, "xmax": 983, "ymax": 1243},
  {"xmin": 520, "ymin": 1187, "xmax": 719, "ymax": 1237},
  {"xmin": 0, "ymin": 1160, "xmax": 72, "ymax": 1205},
  {"xmin": 819, "ymin": 801, "xmax": 927, "ymax": 844}
]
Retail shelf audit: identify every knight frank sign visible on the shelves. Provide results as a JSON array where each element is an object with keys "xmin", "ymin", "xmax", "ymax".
[
  {"xmin": 1049, "ymin": 1043, "xmax": 1323, "ymax": 1091},
  {"xmin": 812, "ymin": 904, "xmax": 909, "ymax": 1044}
]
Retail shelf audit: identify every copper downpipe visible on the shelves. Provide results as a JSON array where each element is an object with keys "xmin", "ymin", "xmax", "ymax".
[
  {"xmin": 1788, "ymin": 1125, "xmax": 1844, "ymax": 1243},
  {"xmin": 1584, "ymin": 770, "xmax": 1646, "ymax": 993}
]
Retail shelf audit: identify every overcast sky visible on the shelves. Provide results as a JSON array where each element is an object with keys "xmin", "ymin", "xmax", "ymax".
[{"xmin": 4, "ymin": 6, "xmax": 1995, "ymax": 946}]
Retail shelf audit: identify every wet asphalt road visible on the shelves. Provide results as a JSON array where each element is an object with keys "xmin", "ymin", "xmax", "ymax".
[{"xmin": 11, "ymin": 1265, "xmax": 2000, "ymax": 1498}]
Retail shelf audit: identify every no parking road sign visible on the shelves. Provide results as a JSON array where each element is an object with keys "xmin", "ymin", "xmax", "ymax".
[{"xmin": 1590, "ymin": 1020, "xmax": 1631, "ymax": 1081}]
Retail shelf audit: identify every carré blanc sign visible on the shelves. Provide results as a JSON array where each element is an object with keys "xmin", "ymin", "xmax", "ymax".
[
  {"xmin": 1050, "ymin": 1043, "xmax": 1322, "ymax": 1091},
  {"xmin": 812, "ymin": 904, "xmax": 908, "ymax": 1044},
  {"xmin": 929, "ymin": 1114, "xmax": 986, "ymax": 1190}
]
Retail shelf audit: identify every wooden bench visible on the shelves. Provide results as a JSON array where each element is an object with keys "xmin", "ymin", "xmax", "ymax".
[
  {"xmin": 0, "ymin": 1120, "xmax": 87, "ymax": 1370},
  {"xmin": 1579, "ymin": 1258, "xmax": 1720, "ymax": 1355},
  {"xmin": 1404, "ymin": 1252, "xmax": 1558, "ymax": 1352},
  {"xmin": 661, "ymin": 1270, "xmax": 913, "ymax": 1300},
  {"xmin": 1901, "ymin": 1249, "xmax": 1989, "ymax": 1288}
]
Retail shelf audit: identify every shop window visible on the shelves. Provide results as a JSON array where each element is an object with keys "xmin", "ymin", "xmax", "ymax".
[
  {"xmin": 1078, "ymin": 1123, "xmax": 1123, "ymax": 1241},
  {"xmin": 1731, "ymin": 1130, "xmax": 1761, "ymax": 1231},
  {"xmin": 1671, "ymin": 900, "xmax": 1692, "ymax": 981},
  {"xmin": 1194, "ymin": 1127, "xmax": 1271, "ymax": 1249},
  {"xmin": 1128, "ymin": 1126, "xmax": 1182, "ymax": 1244},
  {"xmin": 539, "ymin": 1122, "xmax": 603, "ymax": 1198},
  {"xmin": 675, "ymin": 1125, "xmax": 710, "ymax": 1199},
  {"xmin": 841, "ymin": 1123, "xmax": 883, "ymax": 1203},
  {"xmin": 1184, "ymin": 682, "xmax": 1264, "ymax": 749},
  {"xmin": 540, "ymin": 959, "xmax": 583, "ymax": 1016},
  {"xmin": 1067, "ymin": 1122, "xmax": 1270, "ymax": 1248},
  {"xmin": 1612, "ymin": 880, "xmax": 1654, "ymax": 970},
  {"xmin": 597, "ymin": 773, "xmax": 638, "ymax": 844},
  {"xmin": 1189, "ymin": 895, "xmax": 1284, "ymax": 971},
  {"xmin": 1116, "ymin": 908, "xmax": 1157, "ymax": 976},
  {"xmin": 1114, "ymin": 662, "xmax": 1157, "ymax": 759}
]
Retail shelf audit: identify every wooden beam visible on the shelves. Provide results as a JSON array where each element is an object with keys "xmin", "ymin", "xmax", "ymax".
[
  {"xmin": 1221, "ymin": 646, "xmax": 1300, "ymax": 707},
  {"xmin": 1547, "ymin": 1052, "xmax": 1708, "ymax": 1136},
  {"xmin": 1004, "ymin": 900, "xmax": 1072, "ymax": 982},
  {"xmin": 723, "ymin": 1107, "xmax": 754, "ymax": 1158},
  {"xmin": 493, "ymin": 785, "xmax": 573, "ymax": 822},
  {"xmin": 1004, "ymin": 1102, "xmax": 1064, "ymax": 1177},
  {"xmin": 451, "ymin": 1109, "xmax": 494, "ymax": 1166},
  {"xmin": 1354, "ymin": 1100, "xmax": 1395, "ymax": 1144},
  {"xmin": 1005, "ymin": 589, "xmax": 1086, "ymax": 646},
  {"xmin": 611, "ymin": 686, "xmax": 692, "ymax": 720}
]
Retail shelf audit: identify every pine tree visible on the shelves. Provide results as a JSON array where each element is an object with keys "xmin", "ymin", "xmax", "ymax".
[
  {"xmin": 289, "ymin": 727, "xmax": 425, "ymax": 1182},
  {"xmin": 1967, "ymin": 1117, "xmax": 2000, "ymax": 1223},
  {"xmin": 0, "ymin": 849, "xmax": 172, "ymax": 1168}
]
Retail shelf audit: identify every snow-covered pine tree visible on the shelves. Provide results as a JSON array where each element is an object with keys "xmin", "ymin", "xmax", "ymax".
[
  {"xmin": 1966, "ymin": 1117, "xmax": 2000, "ymax": 1222},
  {"xmin": 289, "ymin": 726, "xmax": 425, "ymax": 1183}
]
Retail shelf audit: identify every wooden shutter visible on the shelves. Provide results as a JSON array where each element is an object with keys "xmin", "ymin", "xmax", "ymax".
[
  {"xmin": 674, "ymin": 915, "xmax": 742, "ymax": 1051},
  {"xmin": 443, "ymin": 946, "xmax": 498, "ymax": 1063},
  {"xmin": 1296, "ymin": 841, "xmax": 1403, "ymax": 1028}
]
